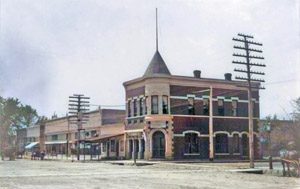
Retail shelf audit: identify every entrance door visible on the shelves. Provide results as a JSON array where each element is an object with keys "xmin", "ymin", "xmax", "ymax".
[
  {"xmin": 201, "ymin": 138, "xmax": 209, "ymax": 159},
  {"xmin": 107, "ymin": 142, "xmax": 110, "ymax": 157},
  {"xmin": 116, "ymin": 141, "xmax": 119, "ymax": 158},
  {"xmin": 152, "ymin": 131, "xmax": 165, "ymax": 158},
  {"xmin": 129, "ymin": 140, "xmax": 133, "ymax": 159}
]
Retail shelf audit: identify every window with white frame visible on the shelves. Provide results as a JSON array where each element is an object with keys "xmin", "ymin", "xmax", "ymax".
[
  {"xmin": 151, "ymin": 96, "xmax": 158, "ymax": 114},
  {"xmin": 252, "ymin": 101, "xmax": 256, "ymax": 117},
  {"xmin": 133, "ymin": 99, "xmax": 137, "ymax": 117},
  {"xmin": 203, "ymin": 99, "xmax": 209, "ymax": 115},
  {"xmin": 188, "ymin": 97, "xmax": 195, "ymax": 115},
  {"xmin": 120, "ymin": 140, "xmax": 124, "ymax": 152},
  {"xmin": 215, "ymin": 134, "xmax": 228, "ymax": 153},
  {"xmin": 162, "ymin": 95, "xmax": 168, "ymax": 114},
  {"xmin": 111, "ymin": 140, "xmax": 116, "ymax": 152},
  {"xmin": 144, "ymin": 97, "xmax": 148, "ymax": 115},
  {"xmin": 218, "ymin": 99, "xmax": 224, "ymax": 116},
  {"xmin": 102, "ymin": 142, "xmax": 107, "ymax": 152},
  {"xmin": 232, "ymin": 134, "xmax": 240, "ymax": 153},
  {"xmin": 184, "ymin": 133, "xmax": 199, "ymax": 154},
  {"xmin": 139, "ymin": 99, "xmax": 143, "ymax": 116},
  {"xmin": 52, "ymin": 135, "xmax": 58, "ymax": 141},
  {"xmin": 232, "ymin": 100, "xmax": 238, "ymax": 116},
  {"xmin": 128, "ymin": 100, "xmax": 131, "ymax": 117}
]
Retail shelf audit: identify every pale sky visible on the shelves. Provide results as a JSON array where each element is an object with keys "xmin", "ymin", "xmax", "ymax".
[{"xmin": 0, "ymin": 0, "xmax": 299, "ymax": 119}]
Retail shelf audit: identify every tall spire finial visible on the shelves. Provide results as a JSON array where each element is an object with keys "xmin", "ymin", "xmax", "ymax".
[{"xmin": 156, "ymin": 8, "xmax": 158, "ymax": 51}]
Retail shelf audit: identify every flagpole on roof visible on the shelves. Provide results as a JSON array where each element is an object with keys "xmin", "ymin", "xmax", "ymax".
[{"xmin": 156, "ymin": 8, "xmax": 158, "ymax": 52}]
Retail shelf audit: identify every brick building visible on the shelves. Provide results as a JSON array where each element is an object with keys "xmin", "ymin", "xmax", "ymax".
[{"xmin": 123, "ymin": 50, "xmax": 261, "ymax": 160}]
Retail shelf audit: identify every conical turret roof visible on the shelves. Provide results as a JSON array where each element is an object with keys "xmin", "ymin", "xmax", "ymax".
[{"xmin": 143, "ymin": 51, "xmax": 171, "ymax": 77}]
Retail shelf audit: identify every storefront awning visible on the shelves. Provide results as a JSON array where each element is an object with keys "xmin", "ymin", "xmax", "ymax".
[
  {"xmin": 83, "ymin": 133, "xmax": 124, "ymax": 142},
  {"xmin": 25, "ymin": 142, "xmax": 39, "ymax": 149}
]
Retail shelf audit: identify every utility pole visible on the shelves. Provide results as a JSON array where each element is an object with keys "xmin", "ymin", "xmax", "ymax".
[
  {"xmin": 68, "ymin": 94, "xmax": 90, "ymax": 161},
  {"xmin": 232, "ymin": 33, "xmax": 266, "ymax": 168},
  {"xmin": 66, "ymin": 115, "xmax": 70, "ymax": 159},
  {"xmin": 265, "ymin": 122, "xmax": 273, "ymax": 169}
]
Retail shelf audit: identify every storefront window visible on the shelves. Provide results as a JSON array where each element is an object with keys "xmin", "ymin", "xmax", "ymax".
[{"xmin": 111, "ymin": 140, "xmax": 116, "ymax": 152}]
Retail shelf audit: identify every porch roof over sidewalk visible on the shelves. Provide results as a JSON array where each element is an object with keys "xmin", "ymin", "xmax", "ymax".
[{"xmin": 82, "ymin": 133, "xmax": 124, "ymax": 142}]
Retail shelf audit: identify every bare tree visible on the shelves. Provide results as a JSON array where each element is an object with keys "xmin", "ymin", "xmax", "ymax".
[{"xmin": 281, "ymin": 97, "xmax": 300, "ymax": 152}]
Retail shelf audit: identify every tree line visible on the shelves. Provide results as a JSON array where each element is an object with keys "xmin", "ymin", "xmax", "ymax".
[
  {"xmin": 0, "ymin": 96, "xmax": 45, "ymax": 160},
  {"xmin": 259, "ymin": 97, "xmax": 300, "ymax": 155}
]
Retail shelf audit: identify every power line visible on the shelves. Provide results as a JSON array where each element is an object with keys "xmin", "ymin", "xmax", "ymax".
[{"xmin": 264, "ymin": 79, "xmax": 298, "ymax": 85}]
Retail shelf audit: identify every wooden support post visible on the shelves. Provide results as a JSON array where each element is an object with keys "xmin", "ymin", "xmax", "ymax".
[
  {"xmin": 98, "ymin": 143, "xmax": 100, "ymax": 161},
  {"xmin": 287, "ymin": 163, "xmax": 291, "ymax": 177},
  {"xmin": 133, "ymin": 139, "xmax": 136, "ymax": 165},
  {"xmin": 90, "ymin": 142, "xmax": 92, "ymax": 161},
  {"xmin": 282, "ymin": 160, "xmax": 286, "ymax": 176}
]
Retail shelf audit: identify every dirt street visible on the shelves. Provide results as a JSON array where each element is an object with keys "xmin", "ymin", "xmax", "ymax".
[{"xmin": 0, "ymin": 160, "xmax": 299, "ymax": 189}]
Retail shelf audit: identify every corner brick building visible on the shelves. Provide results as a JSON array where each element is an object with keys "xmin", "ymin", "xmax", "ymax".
[{"xmin": 123, "ymin": 50, "xmax": 260, "ymax": 160}]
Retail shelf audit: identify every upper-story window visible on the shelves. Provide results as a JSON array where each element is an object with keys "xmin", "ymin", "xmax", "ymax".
[
  {"xmin": 203, "ymin": 99, "xmax": 209, "ymax": 115},
  {"xmin": 52, "ymin": 135, "xmax": 58, "ymax": 141},
  {"xmin": 139, "ymin": 99, "xmax": 143, "ymax": 116},
  {"xmin": 162, "ymin": 95, "xmax": 169, "ymax": 114},
  {"xmin": 144, "ymin": 97, "xmax": 148, "ymax": 115},
  {"xmin": 91, "ymin": 130, "xmax": 97, "ymax": 137},
  {"xmin": 232, "ymin": 100, "xmax": 238, "ymax": 116},
  {"xmin": 133, "ymin": 99, "xmax": 137, "ymax": 116},
  {"xmin": 218, "ymin": 99, "xmax": 224, "ymax": 116},
  {"xmin": 188, "ymin": 97, "xmax": 195, "ymax": 115},
  {"xmin": 252, "ymin": 101, "xmax": 256, "ymax": 117},
  {"xmin": 128, "ymin": 100, "xmax": 131, "ymax": 117},
  {"xmin": 151, "ymin": 96, "xmax": 158, "ymax": 114}
]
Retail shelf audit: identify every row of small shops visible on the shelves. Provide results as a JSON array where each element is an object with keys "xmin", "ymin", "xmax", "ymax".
[{"xmin": 17, "ymin": 109, "xmax": 128, "ymax": 160}]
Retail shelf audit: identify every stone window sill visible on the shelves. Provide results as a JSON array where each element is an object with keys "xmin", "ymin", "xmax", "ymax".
[
  {"xmin": 184, "ymin": 153, "xmax": 200, "ymax": 156},
  {"xmin": 215, "ymin": 153, "xmax": 230, "ymax": 155}
]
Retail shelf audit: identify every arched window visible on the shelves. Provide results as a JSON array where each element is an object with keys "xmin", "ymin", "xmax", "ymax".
[
  {"xmin": 185, "ymin": 133, "xmax": 199, "ymax": 154},
  {"xmin": 242, "ymin": 134, "xmax": 249, "ymax": 156},
  {"xmin": 232, "ymin": 134, "xmax": 240, "ymax": 153},
  {"xmin": 215, "ymin": 134, "xmax": 228, "ymax": 153}
]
